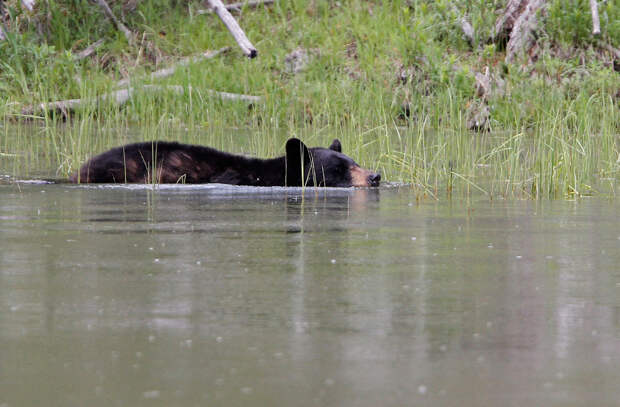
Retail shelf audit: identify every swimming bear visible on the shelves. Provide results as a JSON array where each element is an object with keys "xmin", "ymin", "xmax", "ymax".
[{"xmin": 70, "ymin": 138, "xmax": 381, "ymax": 187}]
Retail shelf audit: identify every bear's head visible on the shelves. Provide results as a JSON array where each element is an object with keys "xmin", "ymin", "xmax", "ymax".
[{"xmin": 285, "ymin": 138, "xmax": 381, "ymax": 187}]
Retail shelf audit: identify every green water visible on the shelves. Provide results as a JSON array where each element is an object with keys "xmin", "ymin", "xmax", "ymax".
[{"xmin": 1, "ymin": 183, "xmax": 620, "ymax": 406}]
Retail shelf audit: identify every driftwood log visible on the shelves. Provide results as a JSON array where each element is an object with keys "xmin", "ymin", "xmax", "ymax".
[
  {"xmin": 116, "ymin": 46, "xmax": 230, "ymax": 87},
  {"xmin": 21, "ymin": 85, "xmax": 261, "ymax": 117},
  {"xmin": 206, "ymin": 0, "xmax": 257, "ymax": 58}
]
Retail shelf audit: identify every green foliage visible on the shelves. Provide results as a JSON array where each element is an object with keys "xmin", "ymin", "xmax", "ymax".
[
  {"xmin": 0, "ymin": 0, "xmax": 618, "ymax": 198},
  {"xmin": 547, "ymin": 0, "xmax": 620, "ymax": 46}
]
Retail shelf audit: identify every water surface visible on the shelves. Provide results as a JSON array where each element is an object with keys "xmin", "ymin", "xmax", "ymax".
[{"xmin": 1, "ymin": 183, "xmax": 619, "ymax": 406}]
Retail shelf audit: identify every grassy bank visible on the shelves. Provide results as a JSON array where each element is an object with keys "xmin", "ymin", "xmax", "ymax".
[{"xmin": 0, "ymin": 0, "xmax": 618, "ymax": 198}]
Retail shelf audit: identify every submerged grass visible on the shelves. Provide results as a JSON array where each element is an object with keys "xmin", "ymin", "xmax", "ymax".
[{"xmin": 0, "ymin": 0, "xmax": 618, "ymax": 198}]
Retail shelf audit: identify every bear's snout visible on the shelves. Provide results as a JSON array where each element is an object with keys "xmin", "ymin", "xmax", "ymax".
[
  {"xmin": 350, "ymin": 166, "xmax": 381, "ymax": 187},
  {"xmin": 368, "ymin": 172, "xmax": 381, "ymax": 187}
]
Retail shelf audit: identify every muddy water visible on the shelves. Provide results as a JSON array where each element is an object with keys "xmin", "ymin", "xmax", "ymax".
[{"xmin": 1, "ymin": 183, "xmax": 619, "ymax": 407}]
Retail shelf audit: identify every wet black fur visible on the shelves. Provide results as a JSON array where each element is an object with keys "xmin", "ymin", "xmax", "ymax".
[{"xmin": 71, "ymin": 138, "xmax": 376, "ymax": 187}]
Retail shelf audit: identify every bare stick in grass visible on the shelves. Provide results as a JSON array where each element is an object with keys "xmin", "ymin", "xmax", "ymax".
[
  {"xmin": 116, "ymin": 46, "xmax": 230, "ymax": 87},
  {"xmin": 95, "ymin": 0, "xmax": 135, "ymax": 45},
  {"xmin": 74, "ymin": 39, "xmax": 105, "ymax": 60},
  {"xmin": 197, "ymin": 0, "xmax": 274, "ymax": 14},
  {"xmin": 590, "ymin": 0, "xmax": 601, "ymax": 35},
  {"xmin": 590, "ymin": 0, "xmax": 600, "ymax": 35},
  {"xmin": 21, "ymin": 0, "xmax": 35, "ymax": 11},
  {"xmin": 21, "ymin": 85, "xmax": 261, "ymax": 117},
  {"xmin": 206, "ymin": 0, "xmax": 257, "ymax": 58}
]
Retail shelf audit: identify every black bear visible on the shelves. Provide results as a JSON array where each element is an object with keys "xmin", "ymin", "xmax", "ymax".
[{"xmin": 70, "ymin": 138, "xmax": 381, "ymax": 187}]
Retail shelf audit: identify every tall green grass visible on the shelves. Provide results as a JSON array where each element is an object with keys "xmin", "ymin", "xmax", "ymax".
[{"xmin": 0, "ymin": 0, "xmax": 618, "ymax": 198}]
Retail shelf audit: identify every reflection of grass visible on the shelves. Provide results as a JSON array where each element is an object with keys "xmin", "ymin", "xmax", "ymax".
[{"xmin": 0, "ymin": 0, "xmax": 618, "ymax": 198}]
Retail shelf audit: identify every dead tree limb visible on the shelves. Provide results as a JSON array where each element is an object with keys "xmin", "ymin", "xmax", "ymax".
[
  {"xmin": 197, "ymin": 0, "xmax": 274, "ymax": 14},
  {"xmin": 95, "ymin": 0, "xmax": 135, "ymax": 45},
  {"xmin": 493, "ymin": 0, "xmax": 528, "ymax": 47},
  {"xmin": 21, "ymin": 86, "xmax": 261, "ymax": 117},
  {"xmin": 505, "ymin": 0, "xmax": 547, "ymax": 63},
  {"xmin": 116, "ymin": 46, "xmax": 230, "ymax": 87},
  {"xmin": 590, "ymin": 0, "xmax": 600, "ymax": 35},
  {"xmin": 21, "ymin": 0, "xmax": 35, "ymax": 11},
  {"xmin": 206, "ymin": 0, "xmax": 257, "ymax": 58},
  {"xmin": 74, "ymin": 39, "xmax": 105, "ymax": 60}
]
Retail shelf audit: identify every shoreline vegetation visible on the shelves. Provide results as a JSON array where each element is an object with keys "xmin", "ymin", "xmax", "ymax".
[{"xmin": 0, "ymin": 0, "xmax": 618, "ymax": 198}]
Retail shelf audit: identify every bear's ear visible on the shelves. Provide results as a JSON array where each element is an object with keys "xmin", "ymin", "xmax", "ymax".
[
  {"xmin": 285, "ymin": 138, "xmax": 311, "ymax": 186},
  {"xmin": 329, "ymin": 139, "xmax": 342, "ymax": 153}
]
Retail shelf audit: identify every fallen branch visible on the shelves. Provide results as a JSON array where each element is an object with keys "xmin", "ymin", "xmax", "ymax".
[
  {"xmin": 206, "ymin": 0, "xmax": 257, "ymax": 58},
  {"xmin": 95, "ymin": 0, "xmax": 135, "ymax": 45},
  {"xmin": 493, "ymin": 0, "xmax": 528, "ymax": 47},
  {"xmin": 590, "ymin": 0, "xmax": 600, "ymax": 35},
  {"xmin": 74, "ymin": 39, "xmax": 104, "ymax": 60},
  {"xmin": 505, "ymin": 0, "xmax": 547, "ymax": 63},
  {"xmin": 116, "ymin": 46, "xmax": 230, "ymax": 87},
  {"xmin": 197, "ymin": 0, "xmax": 274, "ymax": 14},
  {"xmin": 21, "ymin": 85, "xmax": 261, "ymax": 117},
  {"xmin": 21, "ymin": 0, "xmax": 35, "ymax": 11}
]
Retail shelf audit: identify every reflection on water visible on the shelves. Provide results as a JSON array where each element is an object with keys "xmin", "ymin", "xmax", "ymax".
[{"xmin": 1, "ymin": 184, "xmax": 619, "ymax": 407}]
